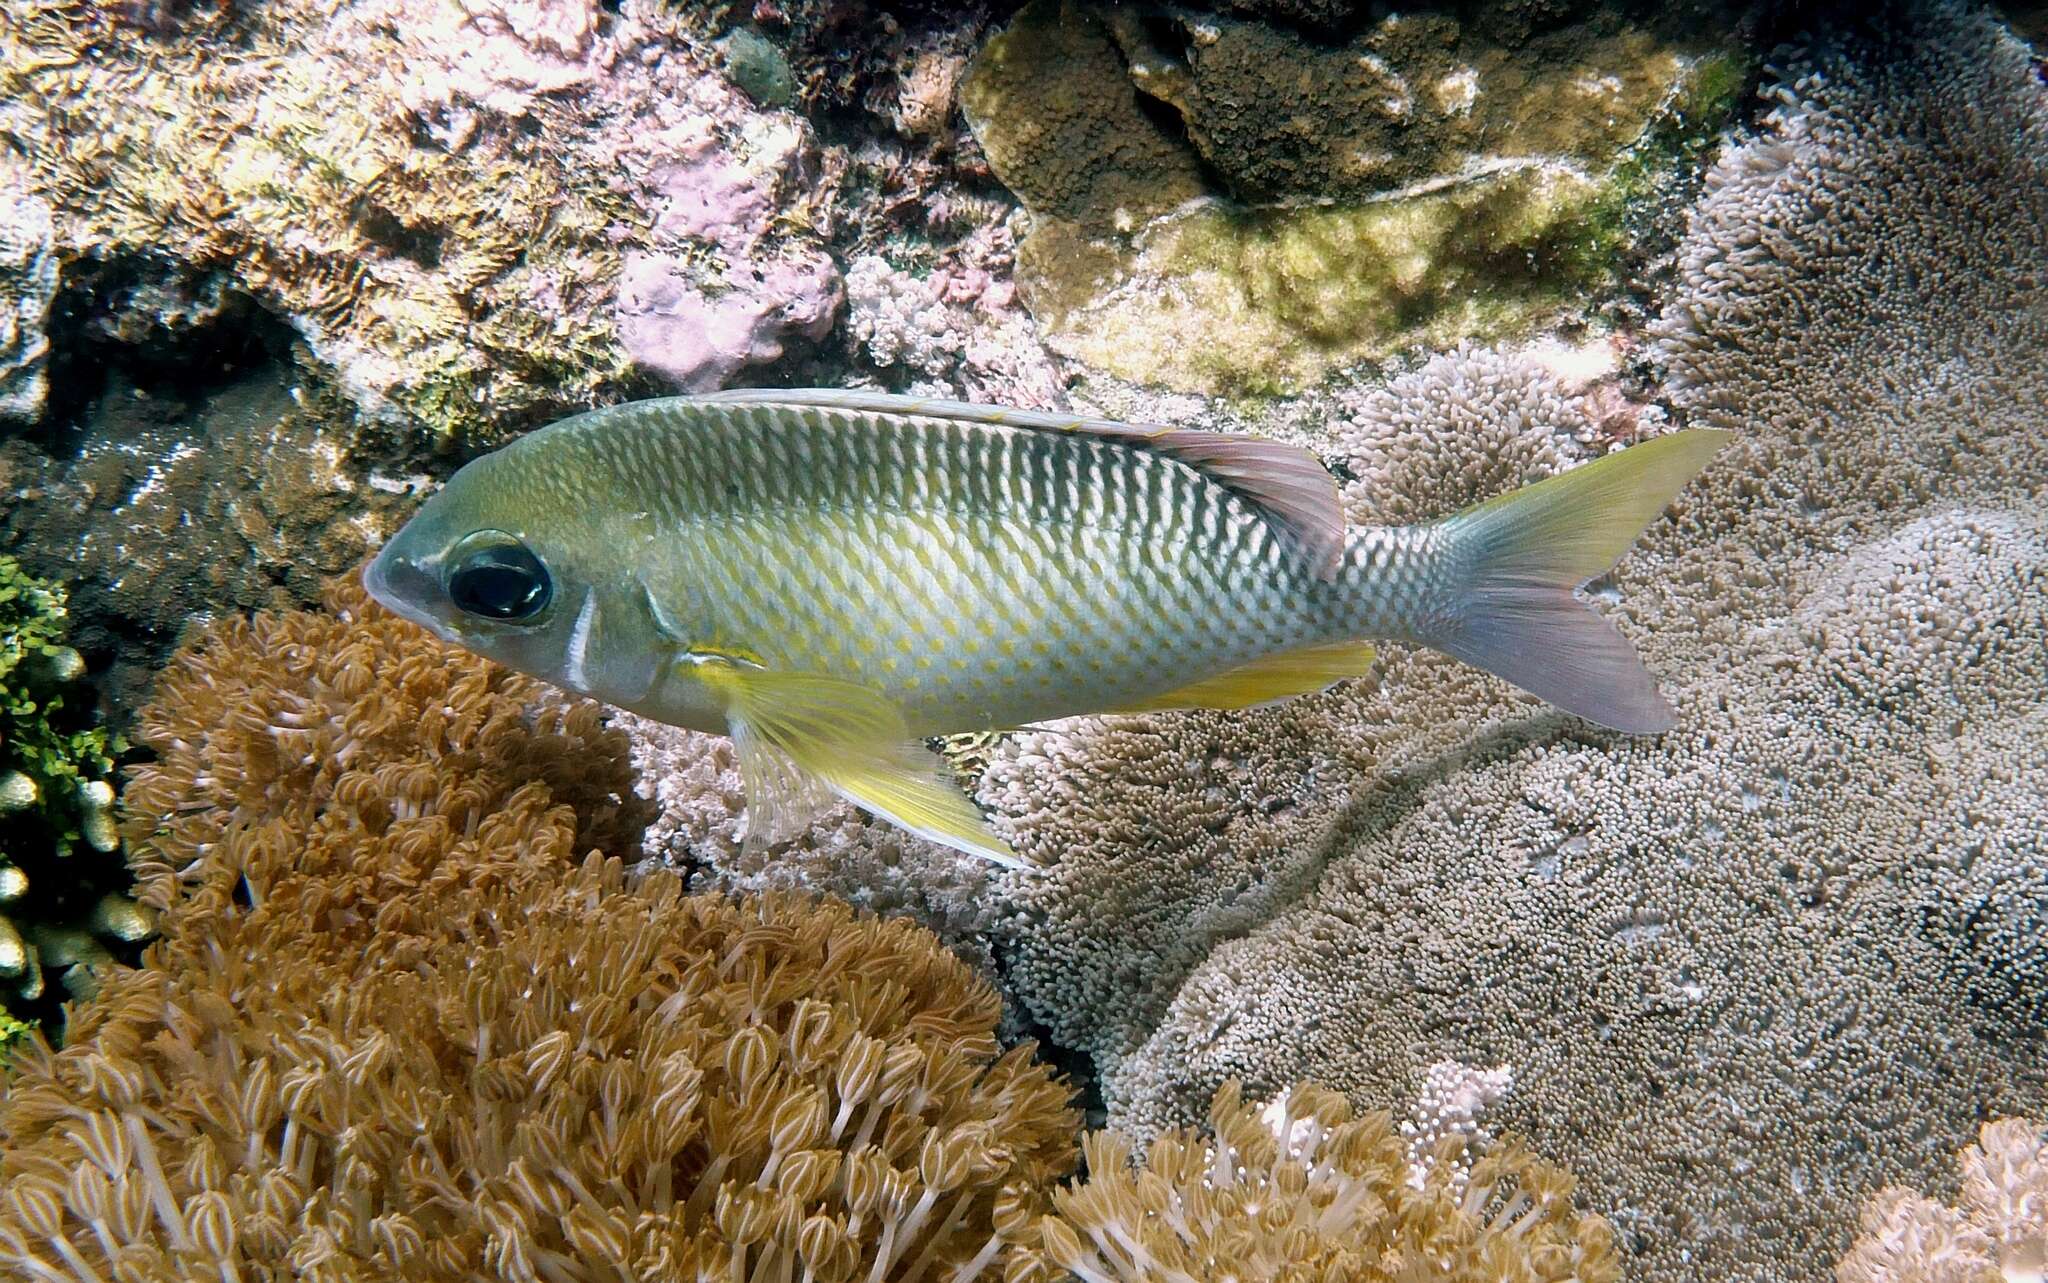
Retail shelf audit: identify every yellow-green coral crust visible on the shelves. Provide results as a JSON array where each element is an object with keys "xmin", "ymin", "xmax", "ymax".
[{"xmin": 967, "ymin": 0, "xmax": 1749, "ymax": 394}]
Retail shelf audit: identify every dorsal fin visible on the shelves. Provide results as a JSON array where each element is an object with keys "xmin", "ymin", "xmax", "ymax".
[{"xmin": 687, "ymin": 388, "xmax": 1347, "ymax": 580}]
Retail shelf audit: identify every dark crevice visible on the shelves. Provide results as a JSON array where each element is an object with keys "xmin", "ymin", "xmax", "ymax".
[
  {"xmin": 989, "ymin": 932, "xmax": 1110, "ymax": 1130},
  {"xmin": 352, "ymin": 203, "xmax": 446, "ymax": 269},
  {"xmin": 37, "ymin": 257, "xmax": 298, "ymax": 453},
  {"xmin": 1116, "ymin": 45, "xmax": 1242, "ymax": 202}
]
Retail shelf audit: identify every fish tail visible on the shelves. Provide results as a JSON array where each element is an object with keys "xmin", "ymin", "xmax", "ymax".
[{"xmin": 1414, "ymin": 429, "xmax": 1733, "ymax": 733}]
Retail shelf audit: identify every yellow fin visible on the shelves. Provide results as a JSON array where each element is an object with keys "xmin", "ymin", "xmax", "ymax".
[
  {"xmin": 1109, "ymin": 641, "xmax": 1377, "ymax": 713},
  {"xmin": 692, "ymin": 660, "xmax": 1029, "ymax": 869}
]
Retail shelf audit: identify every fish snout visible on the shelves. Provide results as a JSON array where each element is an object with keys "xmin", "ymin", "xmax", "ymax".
[{"xmin": 363, "ymin": 545, "xmax": 457, "ymax": 639}]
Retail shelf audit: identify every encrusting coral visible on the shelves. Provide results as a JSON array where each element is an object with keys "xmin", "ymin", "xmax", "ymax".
[
  {"xmin": 0, "ymin": 556, "xmax": 149, "ymax": 1019},
  {"xmin": 980, "ymin": 5, "xmax": 2048, "ymax": 1280},
  {"xmin": 962, "ymin": 0, "xmax": 1751, "ymax": 393},
  {"xmin": 1835, "ymin": 1118, "xmax": 2048, "ymax": 1283},
  {"xmin": 1011, "ymin": 1079, "xmax": 1620, "ymax": 1283},
  {"xmin": 0, "ymin": 367, "xmax": 424, "ymax": 702},
  {"xmin": 0, "ymin": 579, "xmax": 1080, "ymax": 1281}
]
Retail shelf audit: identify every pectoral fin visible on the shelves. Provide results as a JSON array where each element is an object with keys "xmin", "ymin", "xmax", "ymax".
[
  {"xmin": 692, "ymin": 660, "xmax": 1029, "ymax": 869},
  {"xmin": 1108, "ymin": 641, "xmax": 1378, "ymax": 713}
]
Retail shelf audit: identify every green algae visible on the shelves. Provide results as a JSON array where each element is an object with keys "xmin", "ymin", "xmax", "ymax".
[
  {"xmin": 0, "ymin": 557, "xmax": 118, "ymax": 862},
  {"xmin": 0, "ymin": 557, "xmax": 153, "ymax": 1023},
  {"xmin": 719, "ymin": 28, "xmax": 797, "ymax": 108}
]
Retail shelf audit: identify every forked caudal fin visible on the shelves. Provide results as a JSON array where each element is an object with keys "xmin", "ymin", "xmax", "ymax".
[{"xmin": 1424, "ymin": 429, "xmax": 1733, "ymax": 734}]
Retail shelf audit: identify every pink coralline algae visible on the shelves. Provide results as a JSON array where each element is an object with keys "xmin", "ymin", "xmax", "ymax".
[
  {"xmin": 843, "ymin": 216, "xmax": 1063, "ymax": 406},
  {"xmin": 3, "ymin": 0, "xmax": 848, "ymax": 443},
  {"xmin": 615, "ymin": 133, "xmax": 842, "ymax": 391}
]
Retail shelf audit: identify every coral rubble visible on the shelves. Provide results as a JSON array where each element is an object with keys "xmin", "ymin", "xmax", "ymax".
[
  {"xmin": 963, "ymin": 0, "xmax": 1750, "ymax": 393},
  {"xmin": 982, "ymin": 6, "xmax": 2048, "ymax": 1280}
]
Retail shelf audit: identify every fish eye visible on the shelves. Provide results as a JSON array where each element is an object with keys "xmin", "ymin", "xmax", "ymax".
[{"xmin": 445, "ymin": 530, "xmax": 552, "ymax": 622}]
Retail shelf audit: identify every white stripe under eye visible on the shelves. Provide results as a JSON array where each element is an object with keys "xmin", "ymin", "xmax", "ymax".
[{"xmin": 564, "ymin": 588, "xmax": 598, "ymax": 688}]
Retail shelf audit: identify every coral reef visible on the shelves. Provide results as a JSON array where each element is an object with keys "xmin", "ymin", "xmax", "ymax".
[
  {"xmin": 1, "ymin": 0, "xmax": 839, "ymax": 445},
  {"xmin": 962, "ymin": 0, "xmax": 1750, "ymax": 393},
  {"xmin": 615, "ymin": 111, "xmax": 841, "ymax": 393},
  {"xmin": 0, "ymin": 869, "xmax": 1077, "ymax": 1281},
  {"xmin": 0, "ymin": 556, "xmax": 148, "ymax": 1019},
  {"xmin": 0, "ymin": 579, "xmax": 1078, "ymax": 1279},
  {"xmin": 1011, "ymin": 1079, "xmax": 1620, "ymax": 1282},
  {"xmin": 841, "ymin": 223, "xmax": 1065, "ymax": 406},
  {"xmin": 1402, "ymin": 1060, "xmax": 1516, "ymax": 1192},
  {"xmin": 979, "ymin": 6, "xmax": 2048, "ymax": 1279},
  {"xmin": 1836, "ymin": 1118, "xmax": 2048, "ymax": 1283},
  {"xmin": 116, "ymin": 576, "xmax": 646, "ymax": 917}
]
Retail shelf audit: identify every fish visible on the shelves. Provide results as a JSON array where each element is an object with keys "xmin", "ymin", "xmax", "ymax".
[{"xmin": 363, "ymin": 389, "xmax": 1730, "ymax": 868}]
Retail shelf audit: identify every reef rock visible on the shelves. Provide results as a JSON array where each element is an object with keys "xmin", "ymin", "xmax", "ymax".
[
  {"xmin": 0, "ymin": 177, "xmax": 56, "ymax": 424},
  {"xmin": 981, "ymin": 6, "xmax": 2048, "ymax": 1280},
  {"xmin": 963, "ymin": 0, "xmax": 1749, "ymax": 393}
]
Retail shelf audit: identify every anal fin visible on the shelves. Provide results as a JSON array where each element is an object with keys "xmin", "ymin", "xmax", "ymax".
[
  {"xmin": 691, "ymin": 659, "xmax": 1030, "ymax": 869},
  {"xmin": 1108, "ymin": 641, "xmax": 1377, "ymax": 713}
]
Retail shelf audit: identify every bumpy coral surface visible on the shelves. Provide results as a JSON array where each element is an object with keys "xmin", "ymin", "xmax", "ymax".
[
  {"xmin": 0, "ymin": 369, "xmax": 421, "ymax": 700},
  {"xmin": 982, "ymin": 7, "xmax": 2048, "ymax": 1279},
  {"xmin": 1836, "ymin": 1118, "xmax": 2048, "ymax": 1283},
  {"xmin": 0, "ymin": 581, "xmax": 1078, "ymax": 1281},
  {"xmin": 963, "ymin": 0, "xmax": 1748, "ymax": 393},
  {"xmin": 1013, "ymin": 1079, "xmax": 1619, "ymax": 1283},
  {"xmin": 1, "ymin": 1, "xmax": 838, "ymax": 445},
  {"xmin": 117, "ymin": 577, "xmax": 646, "ymax": 921}
]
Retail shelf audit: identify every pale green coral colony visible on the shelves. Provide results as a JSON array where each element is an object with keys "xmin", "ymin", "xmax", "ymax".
[{"xmin": 1, "ymin": 2, "xmax": 2045, "ymax": 1282}]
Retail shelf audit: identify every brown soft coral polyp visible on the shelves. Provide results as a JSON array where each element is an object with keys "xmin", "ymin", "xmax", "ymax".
[
  {"xmin": 0, "ymin": 580, "xmax": 1078, "ymax": 1281},
  {"xmin": 119, "ymin": 577, "xmax": 648, "ymax": 939},
  {"xmin": 1013, "ymin": 1080, "xmax": 1619, "ymax": 1283},
  {"xmin": 0, "ymin": 865, "xmax": 1078, "ymax": 1282}
]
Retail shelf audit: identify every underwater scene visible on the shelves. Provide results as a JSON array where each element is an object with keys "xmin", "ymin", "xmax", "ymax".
[{"xmin": 0, "ymin": 0, "xmax": 2044, "ymax": 1279}]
